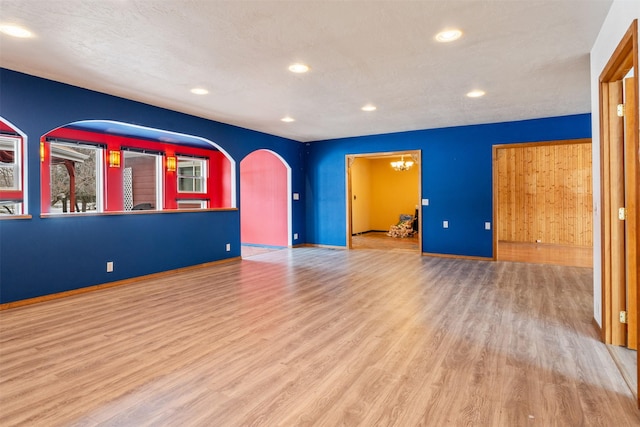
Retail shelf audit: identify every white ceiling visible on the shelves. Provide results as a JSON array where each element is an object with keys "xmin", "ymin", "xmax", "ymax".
[{"xmin": 0, "ymin": 0, "xmax": 612, "ymax": 142}]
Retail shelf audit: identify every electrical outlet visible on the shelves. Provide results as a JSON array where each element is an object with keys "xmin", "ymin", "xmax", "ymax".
[
  {"xmin": 294, "ymin": 233, "xmax": 298, "ymax": 240},
  {"xmin": 293, "ymin": 193, "xmax": 300, "ymax": 200},
  {"xmin": 422, "ymin": 198, "xmax": 429, "ymax": 206},
  {"xmin": 106, "ymin": 261, "xmax": 114, "ymax": 272},
  {"xmin": 225, "ymin": 243, "xmax": 231, "ymax": 252},
  {"xmin": 443, "ymin": 220, "xmax": 448, "ymax": 228},
  {"xmin": 485, "ymin": 222, "xmax": 491, "ymax": 230}
]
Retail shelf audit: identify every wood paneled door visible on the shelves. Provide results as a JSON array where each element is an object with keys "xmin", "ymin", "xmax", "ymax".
[{"xmin": 598, "ymin": 19, "xmax": 639, "ymax": 404}]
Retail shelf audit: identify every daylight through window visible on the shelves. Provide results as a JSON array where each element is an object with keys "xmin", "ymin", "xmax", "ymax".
[{"xmin": 48, "ymin": 142, "xmax": 102, "ymax": 213}]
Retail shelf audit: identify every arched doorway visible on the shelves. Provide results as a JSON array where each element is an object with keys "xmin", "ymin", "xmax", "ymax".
[{"xmin": 240, "ymin": 150, "xmax": 291, "ymax": 251}]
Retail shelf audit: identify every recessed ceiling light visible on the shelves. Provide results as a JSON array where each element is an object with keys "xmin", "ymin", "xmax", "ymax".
[
  {"xmin": 281, "ymin": 116, "xmax": 295, "ymax": 123},
  {"xmin": 466, "ymin": 90, "xmax": 486, "ymax": 98},
  {"xmin": 0, "ymin": 24, "xmax": 34, "ymax": 38},
  {"xmin": 361, "ymin": 104, "xmax": 377, "ymax": 112},
  {"xmin": 190, "ymin": 88, "xmax": 209, "ymax": 95},
  {"xmin": 435, "ymin": 29, "xmax": 462, "ymax": 43},
  {"xmin": 288, "ymin": 63, "xmax": 310, "ymax": 73}
]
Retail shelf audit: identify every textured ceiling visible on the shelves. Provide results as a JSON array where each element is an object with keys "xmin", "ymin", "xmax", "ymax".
[{"xmin": 0, "ymin": 0, "xmax": 612, "ymax": 142}]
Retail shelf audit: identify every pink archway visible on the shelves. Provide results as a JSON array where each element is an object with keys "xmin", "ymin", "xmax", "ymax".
[{"xmin": 240, "ymin": 150, "xmax": 290, "ymax": 247}]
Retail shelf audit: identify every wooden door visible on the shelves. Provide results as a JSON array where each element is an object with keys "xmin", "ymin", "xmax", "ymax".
[
  {"xmin": 602, "ymin": 76, "xmax": 638, "ymax": 350},
  {"xmin": 624, "ymin": 76, "xmax": 638, "ymax": 350},
  {"xmin": 598, "ymin": 19, "xmax": 639, "ymax": 406},
  {"xmin": 606, "ymin": 79, "xmax": 627, "ymax": 346}
]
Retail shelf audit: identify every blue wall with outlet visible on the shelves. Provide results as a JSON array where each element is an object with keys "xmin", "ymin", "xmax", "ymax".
[
  {"xmin": 0, "ymin": 69, "xmax": 306, "ymax": 304},
  {"xmin": 305, "ymin": 114, "xmax": 591, "ymax": 257},
  {"xmin": 0, "ymin": 68, "xmax": 591, "ymax": 304}
]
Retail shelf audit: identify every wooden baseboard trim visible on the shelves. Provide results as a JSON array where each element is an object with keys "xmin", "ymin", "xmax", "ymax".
[
  {"xmin": 0, "ymin": 257, "xmax": 242, "ymax": 311},
  {"xmin": 351, "ymin": 230, "xmax": 388, "ymax": 236},
  {"xmin": 422, "ymin": 252, "xmax": 494, "ymax": 261}
]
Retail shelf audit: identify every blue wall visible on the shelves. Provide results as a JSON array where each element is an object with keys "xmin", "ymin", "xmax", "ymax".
[
  {"xmin": 305, "ymin": 114, "xmax": 592, "ymax": 257},
  {"xmin": 0, "ymin": 67, "xmax": 593, "ymax": 304},
  {"xmin": 0, "ymin": 69, "xmax": 306, "ymax": 304}
]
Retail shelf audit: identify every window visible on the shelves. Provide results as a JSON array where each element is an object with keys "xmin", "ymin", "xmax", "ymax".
[
  {"xmin": 177, "ymin": 156, "xmax": 207, "ymax": 193},
  {"xmin": 174, "ymin": 155, "xmax": 208, "ymax": 209},
  {"xmin": 41, "ymin": 122, "xmax": 231, "ymax": 214},
  {"xmin": 0, "ymin": 135, "xmax": 22, "ymax": 215},
  {"xmin": 48, "ymin": 141, "xmax": 102, "ymax": 213},
  {"xmin": 122, "ymin": 149, "xmax": 162, "ymax": 211},
  {"xmin": 0, "ymin": 136, "xmax": 19, "ymax": 190}
]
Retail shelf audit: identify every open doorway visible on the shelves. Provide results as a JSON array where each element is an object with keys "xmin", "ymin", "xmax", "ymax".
[
  {"xmin": 346, "ymin": 151, "xmax": 421, "ymax": 253},
  {"xmin": 598, "ymin": 20, "xmax": 639, "ymax": 403},
  {"xmin": 240, "ymin": 150, "xmax": 291, "ymax": 257},
  {"xmin": 492, "ymin": 139, "xmax": 593, "ymax": 267}
]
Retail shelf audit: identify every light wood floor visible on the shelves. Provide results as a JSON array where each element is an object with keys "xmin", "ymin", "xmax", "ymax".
[
  {"xmin": 241, "ymin": 245, "xmax": 285, "ymax": 258},
  {"xmin": 351, "ymin": 231, "xmax": 419, "ymax": 252},
  {"xmin": 498, "ymin": 241, "xmax": 593, "ymax": 268},
  {"xmin": 1, "ymin": 248, "xmax": 638, "ymax": 426},
  {"xmin": 608, "ymin": 344, "xmax": 638, "ymax": 400}
]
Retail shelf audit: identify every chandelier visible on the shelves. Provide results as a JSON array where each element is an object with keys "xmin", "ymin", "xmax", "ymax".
[{"xmin": 390, "ymin": 155, "xmax": 414, "ymax": 171}]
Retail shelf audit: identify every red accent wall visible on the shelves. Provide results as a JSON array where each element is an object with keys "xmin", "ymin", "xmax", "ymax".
[
  {"xmin": 40, "ymin": 137, "xmax": 51, "ymax": 210},
  {"xmin": 0, "ymin": 120, "xmax": 17, "ymax": 134},
  {"xmin": 40, "ymin": 126, "xmax": 230, "ymax": 211},
  {"xmin": 240, "ymin": 150, "xmax": 288, "ymax": 247},
  {"xmin": 210, "ymin": 151, "xmax": 230, "ymax": 208}
]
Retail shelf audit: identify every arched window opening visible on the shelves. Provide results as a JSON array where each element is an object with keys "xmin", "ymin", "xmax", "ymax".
[{"xmin": 40, "ymin": 120, "xmax": 234, "ymax": 214}]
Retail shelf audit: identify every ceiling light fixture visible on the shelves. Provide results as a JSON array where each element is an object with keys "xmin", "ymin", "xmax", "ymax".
[
  {"xmin": 281, "ymin": 116, "xmax": 295, "ymax": 123},
  {"xmin": 435, "ymin": 29, "xmax": 462, "ymax": 43},
  {"xmin": 390, "ymin": 155, "xmax": 414, "ymax": 171},
  {"xmin": 466, "ymin": 90, "xmax": 486, "ymax": 98},
  {"xmin": 190, "ymin": 88, "xmax": 209, "ymax": 95},
  {"xmin": 288, "ymin": 63, "xmax": 310, "ymax": 73},
  {"xmin": 361, "ymin": 104, "xmax": 377, "ymax": 112},
  {"xmin": 0, "ymin": 24, "xmax": 34, "ymax": 38}
]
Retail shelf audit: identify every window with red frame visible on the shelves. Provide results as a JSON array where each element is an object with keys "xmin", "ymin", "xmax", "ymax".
[
  {"xmin": 0, "ymin": 134, "xmax": 24, "ymax": 215},
  {"xmin": 40, "ymin": 126, "xmax": 227, "ymax": 213}
]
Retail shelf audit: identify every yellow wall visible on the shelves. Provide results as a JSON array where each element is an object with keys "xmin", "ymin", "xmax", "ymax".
[
  {"xmin": 350, "ymin": 156, "xmax": 419, "ymax": 233},
  {"xmin": 350, "ymin": 157, "xmax": 371, "ymax": 234},
  {"xmin": 370, "ymin": 158, "xmax": 419, "ymax": 230}
]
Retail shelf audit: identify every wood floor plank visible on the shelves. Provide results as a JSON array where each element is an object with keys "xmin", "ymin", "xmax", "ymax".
[{"xmin": 1, "ymin": 248, "xmax": 638, "ymax": 426}]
